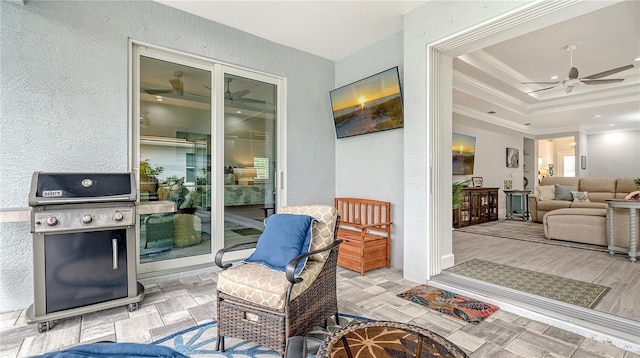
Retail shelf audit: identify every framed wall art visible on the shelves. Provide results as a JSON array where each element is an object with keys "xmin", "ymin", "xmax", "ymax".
[
  {"xmin": 472, "ymin": 177, "xmax": 484, "ymax": 187},
  {"xmin": 452, "ymin": 133, "xmax": 476, "ymax": 175},
  {"xmin": 506, "ymin": 148, "xmax": 519, "ymax": 168}
]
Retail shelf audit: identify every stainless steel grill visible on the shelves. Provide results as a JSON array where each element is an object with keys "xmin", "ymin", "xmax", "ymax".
[{"xmin": 26, "ymin": 172, "xmax": 144, "ymax": 333}]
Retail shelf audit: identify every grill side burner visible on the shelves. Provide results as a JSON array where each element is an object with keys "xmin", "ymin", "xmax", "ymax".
[{"xmin": 26, "ymin": 172, "xmax": 144, "ymax": 333}]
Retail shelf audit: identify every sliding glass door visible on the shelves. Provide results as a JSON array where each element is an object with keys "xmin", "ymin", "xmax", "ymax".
[
  {"xmin": 221, "ymin": 71, "xmax": 278, "ymax": 247},
  {"xmin": 132, "ymin": 44, "xmax": 283, "ymax": 274}
]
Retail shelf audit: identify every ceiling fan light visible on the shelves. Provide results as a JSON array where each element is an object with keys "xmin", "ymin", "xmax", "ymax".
[
  {"xmin": 634, "ymin": 57, "xmax": 640, "ymax": 62},
  {"xmin": 550, "ymin": 75, "xmax": 559, "ymax": 80},
  {"xmin": 593, "ymin": 114, "xmax": 601, "ymax": 118}
]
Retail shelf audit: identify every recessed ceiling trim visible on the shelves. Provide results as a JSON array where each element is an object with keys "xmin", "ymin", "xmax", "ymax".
[
  {"xmin": 454, "ymin": 70, "xmax": 528, "ymax": 111},
  {"xmin": 453, "ymin": 103, "xmax": 532, "ymax": 134},
  {"xmin": 464, "ymin": 50, "xmax": 531, "ymax": 84},
  {"xmin": 528, "ymin": 90, "xmax": 640, "ymax": 115}
]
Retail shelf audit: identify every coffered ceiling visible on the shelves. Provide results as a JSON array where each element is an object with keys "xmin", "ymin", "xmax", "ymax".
[{"xmin": 155, "ymin": 0, "xmax": 640, "ymax": 136}]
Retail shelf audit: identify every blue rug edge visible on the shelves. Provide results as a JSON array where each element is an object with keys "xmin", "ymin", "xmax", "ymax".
[{"xmin": 152, "ymin": 312, "xmax": 373, "ymax": 345}]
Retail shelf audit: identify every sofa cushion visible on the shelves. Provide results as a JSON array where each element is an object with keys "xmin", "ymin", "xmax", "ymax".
[
  {"xmin": 555, "ymin": 184, "xmax": 578, "ymax": 201},
  {"xmin": 571, "ymin": 191, "xmax": 590, "ymax": 202},
  {"xmin": 543, "ymin": 208, "xmax": 607, "ymax": 246},
  {"xmin": 615, "ymin": 177, "xmax": 638, "ymax": 198},
  {"xmin": 537, "ymin": 185, "xmax": 555, "ymax": 201},
  {"xmin": 537, "ymin": 200, "xmax": 571, "ymax": 211},
  {"xmin": 570, "ymin": 201, "xmax": 607, "ymax": 209},
  {"xmin": 579, "ymin": 177, "xmax": 616, "ymax": 193},
  {"xmin": 540, "ymin": 177, "xmax": 580, "ymax": 187}
]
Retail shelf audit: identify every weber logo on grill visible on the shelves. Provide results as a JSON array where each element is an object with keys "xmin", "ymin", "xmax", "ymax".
[{"xmin": 42, "ymin": 190, "xmax": 63, "ymax": 197}]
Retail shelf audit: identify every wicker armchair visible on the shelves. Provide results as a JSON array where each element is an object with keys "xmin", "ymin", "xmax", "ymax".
[{"xmin": 214, "ymin": 205, "xmax": 342, "ymax": 355}]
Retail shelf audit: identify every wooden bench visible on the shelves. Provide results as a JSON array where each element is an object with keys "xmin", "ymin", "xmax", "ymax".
[{"xmin": 334, "ymin": 198, "xmax": 391, "ymax": 275}]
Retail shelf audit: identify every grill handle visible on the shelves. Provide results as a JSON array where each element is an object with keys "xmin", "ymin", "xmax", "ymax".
[{"xmin": 112, "ymin": 239, "xmax": 118, "ymax": 270}]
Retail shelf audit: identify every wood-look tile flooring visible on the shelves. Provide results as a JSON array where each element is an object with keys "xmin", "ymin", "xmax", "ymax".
[
  {"xmin": 1, "ymin": 266, "xmax": 639, "ymax": 357},
  {"xmin": 452, "ymin": 229, "xmax": 640, "ymax": 322}
]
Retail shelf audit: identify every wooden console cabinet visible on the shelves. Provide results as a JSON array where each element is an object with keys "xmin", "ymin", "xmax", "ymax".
[{"xmin": 453, "ymin": 187, "xmax": 499, "ymax": 228}]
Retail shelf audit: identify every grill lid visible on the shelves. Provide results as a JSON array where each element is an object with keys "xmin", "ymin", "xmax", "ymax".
[{"xmin": 29, "ymin": 172, "xmax": 136, "ymax": 206}]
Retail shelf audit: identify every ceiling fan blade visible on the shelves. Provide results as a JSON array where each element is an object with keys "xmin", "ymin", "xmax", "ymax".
[
  {"xmin": 522, "ymin": 81, "xmax": 560, "ymax": 85},
  {"xmin": 144, "ymin": 89, "xmax": 173, "ymax": 95},
  {"xmin": 582, "ymin": 64, "xmax": 634, "ymax": 80},
  {"xmin": 565, "ymin": 86, "xmax": 574, "ymax": 94},
  {"xmin": 526, "ymin": 84, "xmax": 561, "ymax": 94},
  {"xmin": 568, "ymin": 67, "xmax": 579, "ymax": 80},
  {"xmin": 581, "ymin": 78, "xmax": 624, "ymax": 85},
  {"xmin": 231, "ymin": 89, "xmax": 250, "ymax": 99},
  {"xmin": 236, "ymin": 97, "xmax": 266, "ymax": 104}
]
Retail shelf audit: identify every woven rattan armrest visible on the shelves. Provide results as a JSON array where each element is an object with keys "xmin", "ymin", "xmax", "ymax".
[
  {"xmin": 214, "ymin": 241, "xmax": 258, "ymax": 269},
  {"xmin": 285, "ymin": 240, "xmax": 343, "ymax": 284}
]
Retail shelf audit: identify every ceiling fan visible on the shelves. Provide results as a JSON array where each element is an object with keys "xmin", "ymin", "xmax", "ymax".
[
  {"xmin": 223, "ymin": 78, "xmax": 266, "ymax": 105},
  {"xmin": 522, "ymin": 43, "xmax": 634, "ymax": 94},
  {"xmin": 144, "ymin": 70, "xmax": 184, "ymax": 96}
]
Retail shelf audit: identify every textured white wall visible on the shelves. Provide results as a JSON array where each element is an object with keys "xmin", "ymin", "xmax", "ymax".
[
  {"xmin": 588, "ymin": 130, "xmax": 640, "ymax": 177},
  {"xmin": 453, "ymin": 115, "xmax": 527, "ymax": 217},
  {"xmin": 0, "ymin": 1, "xmax": 335, "ymax": 311},
  {"xmin": 334, "ymin": 32, "xmax": 405, "ymax": 268}
]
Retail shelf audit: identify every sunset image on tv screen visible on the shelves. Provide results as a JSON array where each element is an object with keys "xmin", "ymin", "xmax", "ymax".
[{"xmin": 330, "ymin": 67, "xmax": 403, "ymax": 139}]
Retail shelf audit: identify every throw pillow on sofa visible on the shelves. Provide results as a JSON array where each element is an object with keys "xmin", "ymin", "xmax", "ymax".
[
  {"xmin": 571, "ymin": 191, "xmax": 590, "ymax": 202},
  {"xmin": 555, "ymin": 184, "xmax": 578, "ymax": 201},
  {"xmin": 537, "ymin": 185, "xmax": 555, "ymax": 201}
]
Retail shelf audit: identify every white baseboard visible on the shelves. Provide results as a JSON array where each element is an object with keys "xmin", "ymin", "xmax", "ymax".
[{"xmin": 441, "ymin": 253, "xmax": 455, "ymax": 269}]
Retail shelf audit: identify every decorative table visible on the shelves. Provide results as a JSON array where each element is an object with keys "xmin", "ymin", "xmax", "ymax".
[
  {"xmin": 504, "ymin": 189, "xmax": 531, "ymax": 221},
  {"xmin": 316, "ymin": 320, "xmax": 468, "ymax": 358},
  {"xmin": 606, "ymin": 199, "xmax": 640, "ymax": 262}
]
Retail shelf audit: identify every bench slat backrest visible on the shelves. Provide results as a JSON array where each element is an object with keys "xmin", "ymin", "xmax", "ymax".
[{"xmin": 334, "ymin": 198, "xmax": 391, "ymax": 234}]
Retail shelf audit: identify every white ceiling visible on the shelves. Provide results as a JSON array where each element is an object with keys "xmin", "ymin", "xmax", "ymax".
[{"xmin": 155, "ymin": 0, "xmax": 640, "ymax": 135}]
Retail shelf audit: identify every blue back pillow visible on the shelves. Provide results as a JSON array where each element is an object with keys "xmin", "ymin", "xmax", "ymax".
[{"xmin": 244, "ymin": 213, "xmax": 315, "ymax": 274}]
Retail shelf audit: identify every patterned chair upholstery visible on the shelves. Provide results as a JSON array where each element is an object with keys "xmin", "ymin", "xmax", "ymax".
[{"xmin": 214, "ymin": 205, "xmax": 341, "ymax": 355}]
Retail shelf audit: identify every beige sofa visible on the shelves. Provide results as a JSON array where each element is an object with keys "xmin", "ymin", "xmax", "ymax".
[
  {"xmin": 530, "ymin": 177, "xmax": 639, "ymax": 249},
  {"xmin": 529, "ymin": 177, "xmax": 636, "ymax": 223}
]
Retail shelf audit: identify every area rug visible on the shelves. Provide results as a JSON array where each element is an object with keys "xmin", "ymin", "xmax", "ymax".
[
  {"xmin": 231, "ymin": 228, "xmax": 263, "ymax": 236},
  {"xmin": 153, "ymin": 313, "xmax": 371, "ymax": 357},
  {"xmin": 397, "ymin": 285, "xmax": 499, "ymax": 325},
  {"xmin": 444, "ymin": 259, "xmax": 610, "ymax": 309},
  {"xmin": 455, "ymin": 220, "xmax": 609, "ymax": 253}
]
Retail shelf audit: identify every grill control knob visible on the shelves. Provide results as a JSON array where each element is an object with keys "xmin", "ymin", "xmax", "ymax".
[
  {"xmin": 81, "ymin": 214, "xmax": 93, "ymax": 224},
  {"xmin": 113, "ymin": 212, "xmax": 124, "ymax": 222},
  {"xmin": 45, "ymin": 217, "xmax": 58, "ymax": 227}
]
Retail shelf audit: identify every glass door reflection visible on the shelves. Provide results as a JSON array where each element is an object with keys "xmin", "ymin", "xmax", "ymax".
[
  {"xmin": 223, "ymin": 73, "xmax": 277, "ymax": 247},
  {"xmin": 138, "ymin": 56, "xmax": 212, "ymax": 265}
]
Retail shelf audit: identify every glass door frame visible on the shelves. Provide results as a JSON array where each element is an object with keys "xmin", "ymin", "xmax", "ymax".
[
  {"xmin": 129, "ymin": 40, "xmax": 287, "ymax": 273},
  {"xmin": 214, "ymin": 65, "xmax": 287, "ymax": 263}
]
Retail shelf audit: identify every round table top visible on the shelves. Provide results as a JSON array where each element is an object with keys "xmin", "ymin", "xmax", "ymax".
[{"xmin": 316, "ymin": 320, "xmax": 468, "ymax": 358}]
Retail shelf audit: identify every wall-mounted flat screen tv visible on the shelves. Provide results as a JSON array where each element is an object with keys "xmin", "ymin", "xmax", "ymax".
[{"xmin": 330, "ymin": 66, "xmax": 404, "ymax": 139}]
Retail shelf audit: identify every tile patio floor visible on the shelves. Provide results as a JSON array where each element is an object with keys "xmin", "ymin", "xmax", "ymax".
[{"xmin": 1, "ymin": 267, "xmax": 638, "ymax": 358}]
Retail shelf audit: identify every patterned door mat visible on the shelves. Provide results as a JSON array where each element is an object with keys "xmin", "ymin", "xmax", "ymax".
[
  {"xmin": 398, "ymin": 285, "xmax": 498, "ymax": 325},
  {"xmin": 444, "ymin": 259, "xmax": 610, "ymax": 309}
]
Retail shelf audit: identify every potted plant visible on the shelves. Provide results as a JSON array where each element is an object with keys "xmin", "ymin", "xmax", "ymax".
[
  {"xmin": 452, "ymin": 179, "xmax": 471, "ymax": 227},
  {"xmin": 139, "ymin": 159, "xmax": 164, "ymax": 194}
]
